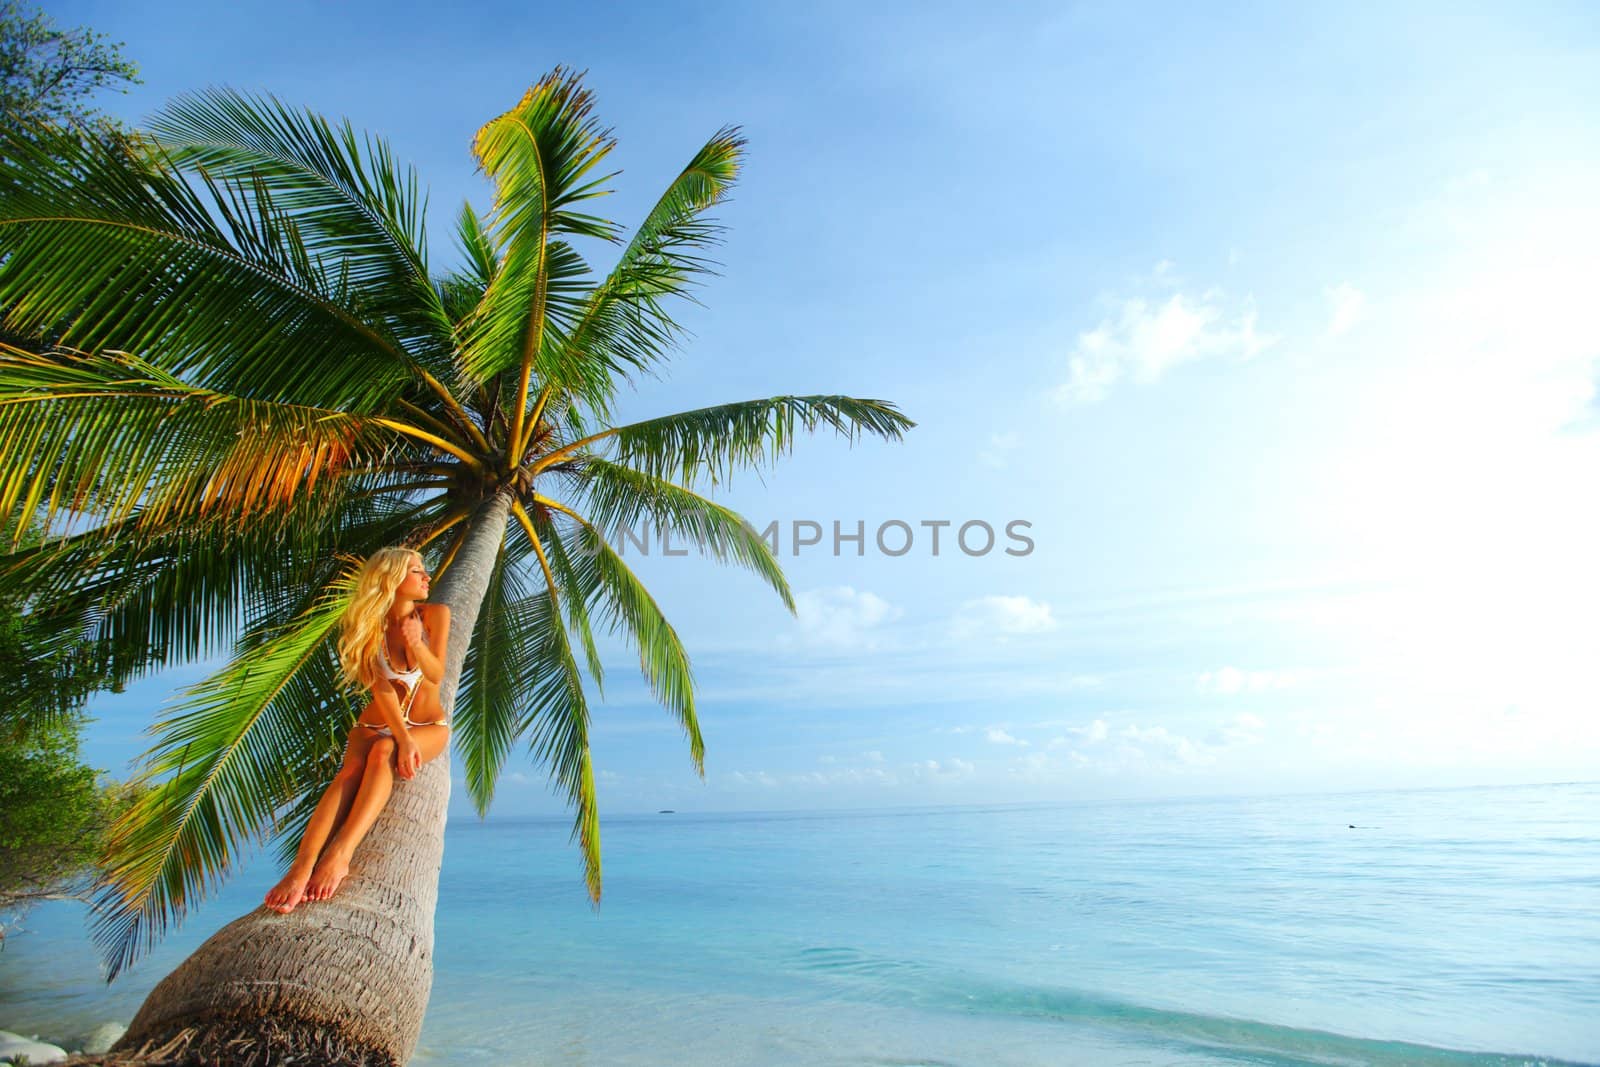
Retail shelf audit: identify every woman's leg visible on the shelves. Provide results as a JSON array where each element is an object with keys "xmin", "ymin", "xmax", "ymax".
[
  {"xmin": 265, "ymin": 725, "xmax": 380, "ymax": 914},
  {"xmin": 305, "ymin": 734, "xmax": 397, "ymax": 901}
]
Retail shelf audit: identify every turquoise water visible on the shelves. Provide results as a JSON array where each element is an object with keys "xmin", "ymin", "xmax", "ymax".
[{"xmin": 3, "ymin": 782, "xmax": 1597, "ymax": 1065}]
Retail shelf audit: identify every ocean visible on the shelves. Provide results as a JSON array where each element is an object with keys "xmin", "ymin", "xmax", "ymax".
[{"xmin": 3, "ymin": 782, "xmax": 1597, "ymax": 1065}]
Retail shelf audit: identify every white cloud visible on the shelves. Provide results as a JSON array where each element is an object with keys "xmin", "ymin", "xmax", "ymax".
[
  {"xmin": 952, "ymin": 595, "xmax": 1057, "ymax": 639},
  {"xmin": 908, "ymin": 758, "xmax": 975, "ymax": 782},
  {"xmin": 793, "ymin": 767, "xmax": 895, "ymax": 787},
  {"xmin": 724, "ymin": 755, "xmax": 979, "ymax": 792},
  {"xmin": 1069, "ymin": 718, "xmax": 1109, "ymax": 742},
  {"xmin": 1291, "ymin": 711, "xmax": 1339, "ymax": 745},
  {"xmin": 728, "ymin": 770, "xmax": 780, "ymax": 787},
  {"xmin": 1325, "ymin": 282, "xmax": 1366, "ymax": 337},
  {"xmin": 1037, "ymin": 720, "xmax": 1109, "ymax": 746},
  {"xmin": 977, "ymin": 431, "xmax": 1021, "ymax": 469},
  {"xmin": 1195, "ymin": 667, "xmax": 1296, "ymax": 694},
  {"xmin": 1013, "ymin": 752, "xmax": 1052, "ymax": 776},
  {"xmin": 1118, "ymin": 724, "xmax": 1210, "ymax": 765},
  {"xmin": 1031, "ymin": 715, "xmax": 1273, "ymax": 775},
  {"xmin": 1055, "ymin": 272, "xmax": 1277, "ymax": 404},
  {"xmin": 985, "ymin": 727, "xmax": 1029, "ymax": 747},
  {"xmin": 1208, "ymin": 712, "xmax": 1267, "ymax": 747},
  {"xmin": 791, "ymin": 586, "xmax": 902, "ymax": 649}
]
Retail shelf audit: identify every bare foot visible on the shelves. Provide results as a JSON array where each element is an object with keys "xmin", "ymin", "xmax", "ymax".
[
  {"xmin": 264, "ymin": 863, "xmax": 314, "ymax": 914},
  {"xmin": 306, "ymin": 848, "xmax": 352, "ymax": 902}
]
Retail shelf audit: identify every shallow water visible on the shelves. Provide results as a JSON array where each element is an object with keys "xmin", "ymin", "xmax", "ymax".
[{"xmin": 3, "ymin": 782, "xmax": 1597, "ymax": 1065}]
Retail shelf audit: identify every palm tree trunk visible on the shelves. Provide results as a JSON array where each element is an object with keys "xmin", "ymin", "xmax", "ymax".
[{"xmin": 86, "ymin": 491, "xmax": 515, "ymax": 1067}]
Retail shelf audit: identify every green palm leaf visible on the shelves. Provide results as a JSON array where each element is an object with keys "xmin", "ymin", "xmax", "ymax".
[
  {"xmin": 538, "ymin": 395, "xmax": 916, "ymax": 487},
  {"xmin": 459, "ymin": 66, "xmax": 620, "ymax": 453},
  {"xmin": 0, "ymin": 120, "xmax": 419, "ymax": 411},
  {"xmin": 523, "ymin": 506, "xmax": 605, "ymax": 691},
  {"xmin": 551, "ymin": 508, "xmax": 703, "ymax": 774},
  {"xmin": 0, "ymin": 343, "xmax": 402, "ymax": 541},
  {"xmin": 566, "ymin": 457, "xmax": 793, "ymax": 613},
  {"xmin": 437, "ymin": 200, "xmax": 497, "ymax": 330},
  {"xmin": 519, "ymin": 584, "xmax": 601, "ymax": 902},
  {"xmin": 453, "ymin": 541, "xmax": 539, "ymax": 815},
  {"xmin": 143, "ymin": 86, "xmax": 453, "ymax": 365},
  {"xmin": 517, "ymin": 126, "xmax": 747, "ymax": 430},
  {"xmin": 1, "ymin": 477, "xmax": 435, "ymax": 702}
]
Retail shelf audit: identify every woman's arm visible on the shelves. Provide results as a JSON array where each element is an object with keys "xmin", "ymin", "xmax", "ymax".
[
  {"xmin": 371, "ymin": 681, "xmax": 421, "ymax": 779},
  {"xmin": 407, "ymin": 604, "xmax": 451, "ymax": 685},
  {"xmin": 369, "ymin": 680, "xmax": 411, "ymax": 736}
]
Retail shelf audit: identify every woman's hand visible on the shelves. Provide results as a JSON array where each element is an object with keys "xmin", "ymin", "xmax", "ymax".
[
  {"xmin": 396, "ymin": 736, "xmax": 422, "ymax": 780},
  {"xmin": 401, "ymin": 613, "xmax": 425, "ymax": 650}
]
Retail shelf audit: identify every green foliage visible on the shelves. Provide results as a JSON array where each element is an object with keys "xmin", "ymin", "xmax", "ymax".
[
  {"xmin": 0, "ymin": 595, "xmax": 121, "ymax": 742},
  {"xmin": 0, "ymin": 0, "xmax": 140, "ymax": 133},
  {"xmin": 0, "ymin": 493, "xmax": 148, "ymax": 741},
  {"xmin": 0, "ymin": 710, "xmax": 144, "ymax": 925}
]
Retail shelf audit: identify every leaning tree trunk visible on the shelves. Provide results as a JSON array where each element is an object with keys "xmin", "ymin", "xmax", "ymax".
[{"xmin": 87, "ymin": 492, "xmax": 515, "ymax": 1067}]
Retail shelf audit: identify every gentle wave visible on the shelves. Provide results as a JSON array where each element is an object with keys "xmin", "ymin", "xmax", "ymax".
[{"xmin": 788, "ymin": 945, "xmax": 1595, "ymax": 1067}]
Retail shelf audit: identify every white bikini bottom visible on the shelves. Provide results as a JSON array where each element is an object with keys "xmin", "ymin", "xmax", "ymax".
[
  {"xmin": 357, "ymin": 720, "xmax": 451, "ymax": 739},
  {"xmin": 356, "ymin": 682, "xmax": 449, "ymax": 739}
]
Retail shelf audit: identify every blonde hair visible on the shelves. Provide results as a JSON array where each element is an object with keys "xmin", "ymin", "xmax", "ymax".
[{"xmin": 337, "ymin": 546, "xmax": 422, "ymax": 691}]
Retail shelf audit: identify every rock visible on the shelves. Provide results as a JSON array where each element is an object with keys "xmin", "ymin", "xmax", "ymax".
[
  {"xmin": 0, "ymin": 1028, "xmax": 69, "ymax": 1064},
  {"xmin": 77, "ymin": 1022, "xmax": 126, "ymax": 1056}
]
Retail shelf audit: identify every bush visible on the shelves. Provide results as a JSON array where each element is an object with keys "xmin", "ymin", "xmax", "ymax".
[{"xmin": 0, "ymin": 711, "xmax": 142, "ymax": 940}]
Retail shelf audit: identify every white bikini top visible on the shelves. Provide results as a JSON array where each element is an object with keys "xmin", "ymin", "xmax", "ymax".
[{"xmin": 378, "ymin": 611, "xmax": 431, "ymax": 688}]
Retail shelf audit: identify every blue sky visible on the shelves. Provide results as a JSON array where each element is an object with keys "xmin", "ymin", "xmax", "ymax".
[{"xmin": 56, "ymin": 0, "xmax": 1600, "ymax": 818}]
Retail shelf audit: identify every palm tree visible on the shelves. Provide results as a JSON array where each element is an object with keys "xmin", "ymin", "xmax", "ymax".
[{"xmin": 0, "ymin": 67, "xmax": 913, "ymax": 1065}]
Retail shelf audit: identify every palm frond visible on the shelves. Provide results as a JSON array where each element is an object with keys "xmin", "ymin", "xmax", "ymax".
[
  {"xmin": 460, "ymin": 67, "xmax": 621, "ymax": 454},
  {"xmin": 0, "ymin": 471, "xmax": 438, "ymax": 690},
  {"xmin": 536, "ymin": 395, "xmax": 916, "ymax": 488},
  {"xmin": 542, "ymin": 505, "xmax": 703, "ymax": 774},
  {"xmin": 143, "ymin": 87, "xmax": 447, "ymax": 343},
  {"xmin": 517, "ymin": 505, "xmax": 604, "ymax": 691},
  {"xmin": 531, "ymin": 126, "xmax": 746, "ymax": 428},
  {"xmin": 520, "ymin": 585, "xmax": 602, "ymax": 903},
  {"xmin": 453, "ymin": 541, "xmax": 539, "ymax": 815},
  {"xmin": 436, "ymin": 200, "xmax": 496, "ymax": 329},
  {"xmin": 564, "ymin": 457, "xmax": 794, "ymax": 613},
  {"xmin": 0, "ymin": 343, "xmax": 406, "ymax": 542},
  {"xmin": 0, "ymin": 120, "xmax": 419, "ymax": 411},
  {"xmin": 453, "ymin": 200, "xmax": 498, "ymax": 292}
]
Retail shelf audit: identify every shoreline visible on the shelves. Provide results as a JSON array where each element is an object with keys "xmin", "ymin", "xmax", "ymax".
[{"xmin": 0, "ymin": 1022, "xmax": 124, "ymax": 1064}]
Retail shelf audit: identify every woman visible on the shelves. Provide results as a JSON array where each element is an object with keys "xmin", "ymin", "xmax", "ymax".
[{"xmin": 264, "ymin": 547, "xmax": 452, "ymax": 914}]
